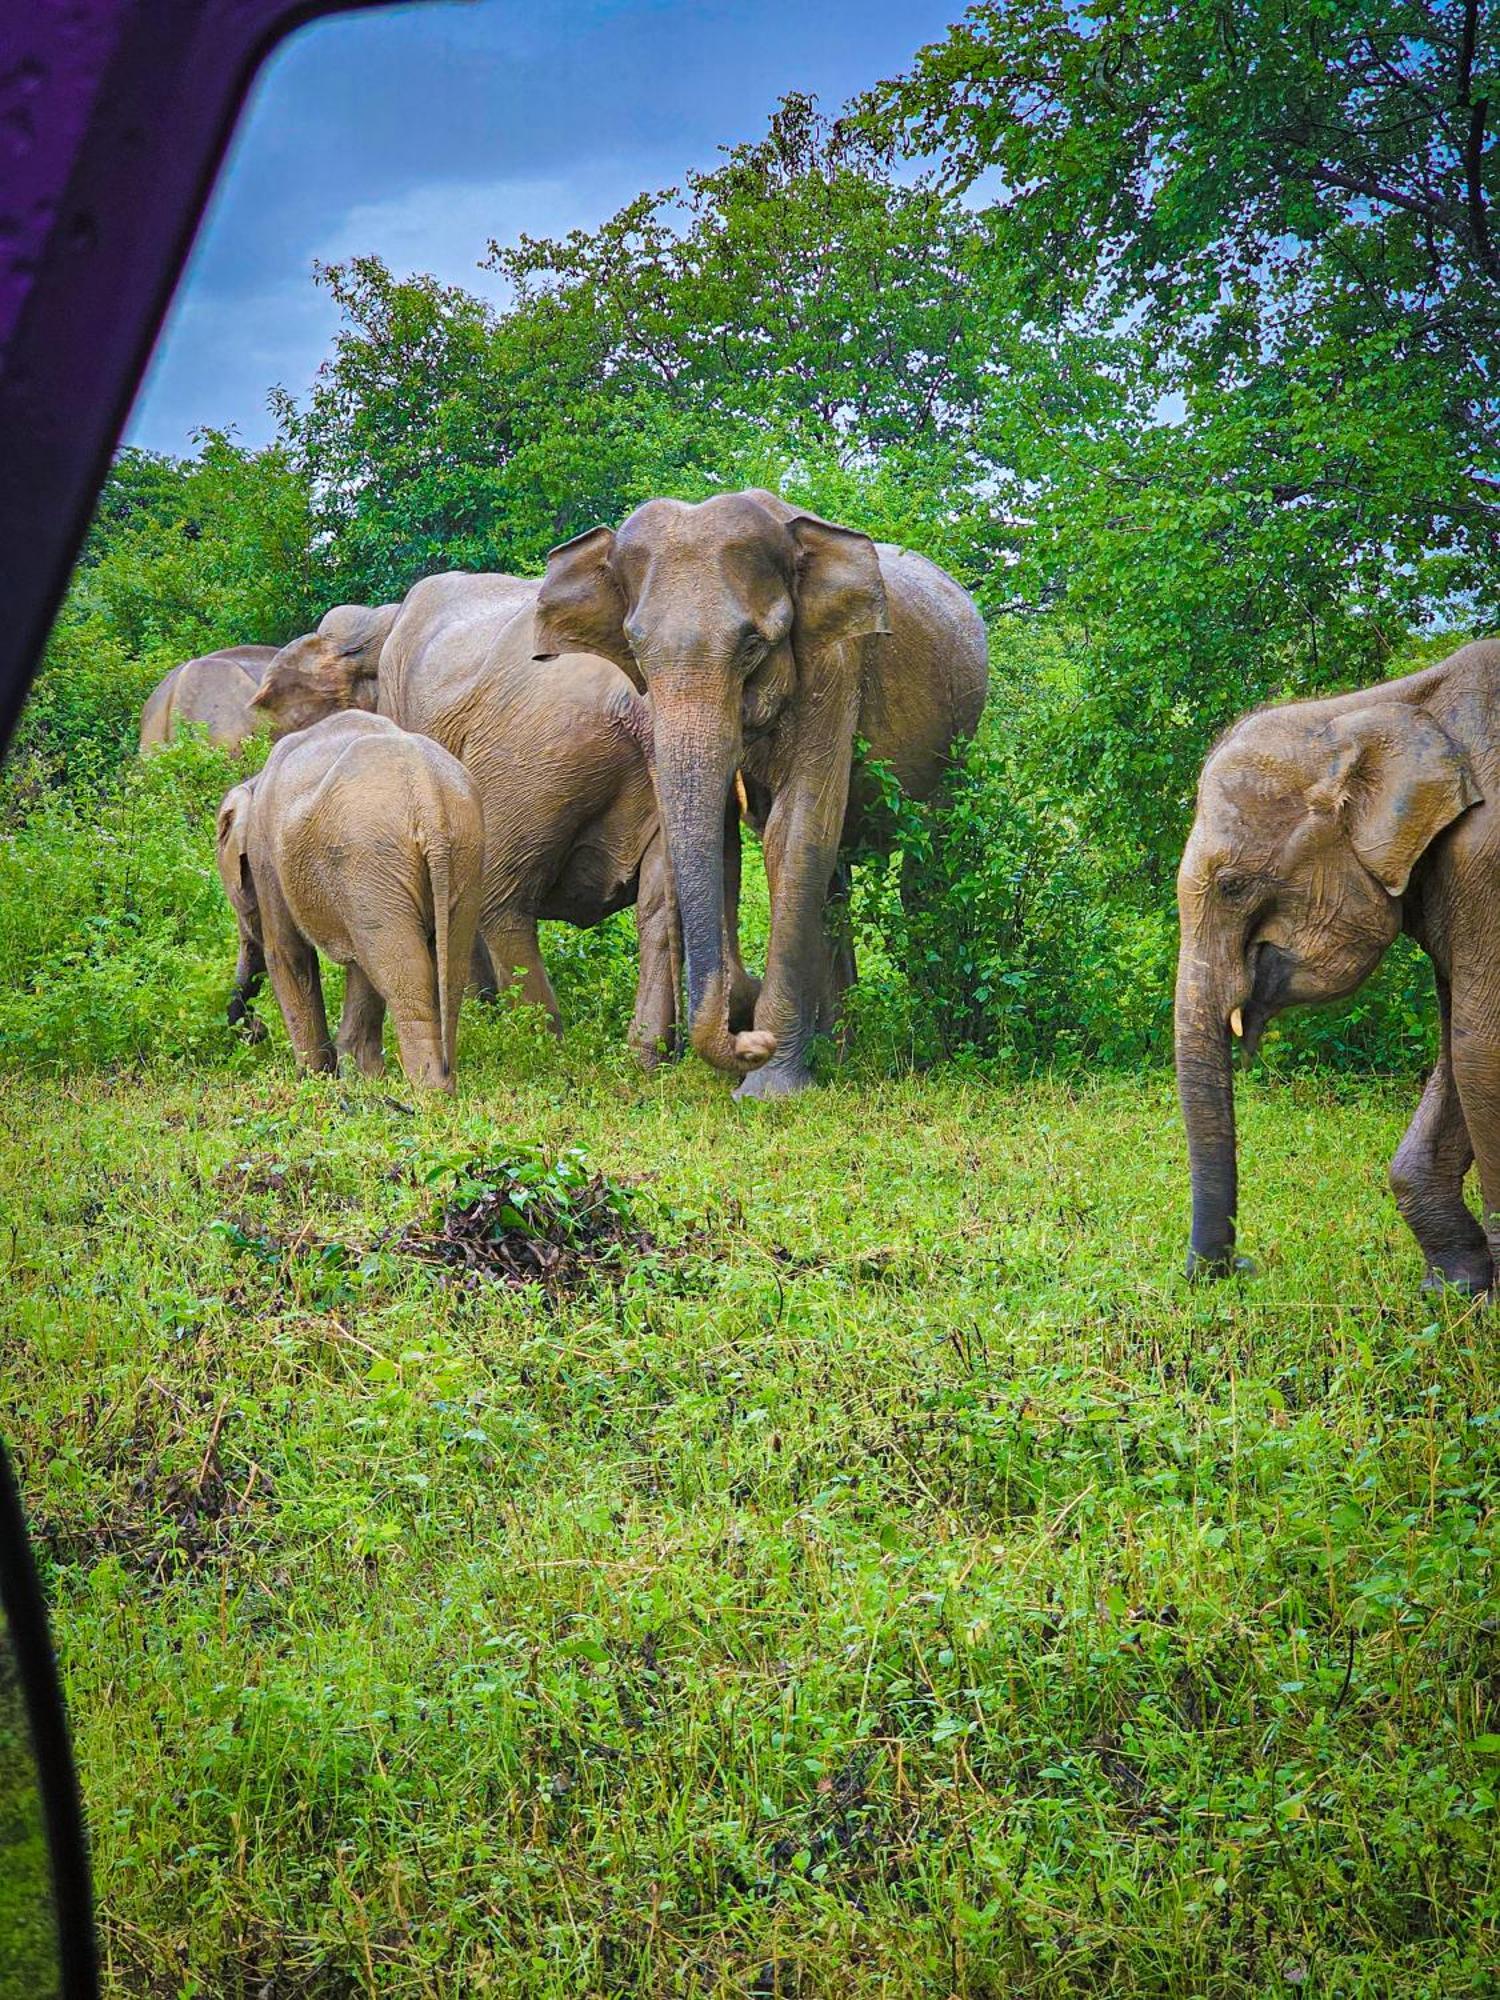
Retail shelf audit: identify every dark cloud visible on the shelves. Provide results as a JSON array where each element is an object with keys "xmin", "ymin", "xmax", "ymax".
[{"xmin": 128, "ymin": 0, "xmax": 954, "ymax": 454}]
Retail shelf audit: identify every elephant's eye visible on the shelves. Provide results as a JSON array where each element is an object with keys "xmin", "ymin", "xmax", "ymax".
[{"xmin": 1217, "ymin": 871, "xmax": 1251, "ymax": 900}]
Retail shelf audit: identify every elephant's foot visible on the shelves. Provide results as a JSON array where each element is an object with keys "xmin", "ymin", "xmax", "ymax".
[
  {"xmin": 1184, "ymin": 1246, "xmax": 1257, "ymax": 1282},
  {"xmin": 337, "ymin": 1047, "xmax": 386, "ymax": 1081},
  {"xmin": 735, "ymin": 1055, "xmax": 812, "ymax": 1102},
  {"xmin": 1420, "ymin": 1257, "xmax": 1493, "ymax": 1299},
  {"xmin": 631, "ymin": 1030, "xmax": 683, "ymax": 1073},
  {"xmin": 227, "ymin": 997, "xmax": 267, "ymax": 1042}
]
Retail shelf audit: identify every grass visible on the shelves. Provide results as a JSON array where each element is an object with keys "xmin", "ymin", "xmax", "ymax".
[{"xmin": 1, "ymin": 1009, "xmax": 1497, "ymax": 1997}]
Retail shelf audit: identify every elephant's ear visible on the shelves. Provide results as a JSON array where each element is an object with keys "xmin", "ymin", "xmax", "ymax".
[
  {"xmin": 1315, "ymin": 703, "xmax": 1482, "ymax": 896},
  {"xmin": 787, "ymin": 517, "xmax": 891, "ymax": 653},
  {"xmin": 534, "ymin": 526, "xmax": 639, "ymax": 684},
  {"xmin": 216, "ymin": 787, "xmax": 258, "ymax": 908},
  {"xmin": 324, "ymin": 602, "xmax": 399, "ymax": 671}
]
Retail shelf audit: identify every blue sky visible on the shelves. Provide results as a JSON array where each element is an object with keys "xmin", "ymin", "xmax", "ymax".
[{"xmin": 127, "ymin": 0, "xmax": 960, "ymax": 456}]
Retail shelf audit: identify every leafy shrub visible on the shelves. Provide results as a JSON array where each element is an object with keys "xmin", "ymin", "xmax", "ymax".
[
  {"xmin": 846, "ymin": 630, "xmax": 1439, "ymax": 1079},
  {"xmin": 0, "ymin": 736, "xmax": 261, "ymax": 1071}
]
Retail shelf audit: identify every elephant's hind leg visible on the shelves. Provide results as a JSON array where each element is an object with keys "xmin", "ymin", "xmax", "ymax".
[
  {"xmin": 470, "ymin": 935, "xmax": 499, "ymax": 1002},
  {"xmin": 817, "ymin": 858, "xmax": 857, "ymax": 1052},
  {"xmin": 481, "ymin": 914, "xmax": 563, "ymax": 1036},
  {"xmin": 1389, "ymin": 978, "xmax": 1492, "ymax": 1294},
  {"xmin": 260, "ymin": 875, "xmax": 335, "ymax": 1075},
  {"xmin": 723, "ymin": 795, "xmax": 762, "ymax": 1034},
  {"xmin": 336, "ymin": 964, "xmax": 387, "ymax": 1078}
]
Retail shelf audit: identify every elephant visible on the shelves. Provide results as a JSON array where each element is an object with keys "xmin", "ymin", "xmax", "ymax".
[
  {"xmin": 138, "ymin": 644, "xmax": 277, "ymax": 754},
  {"xmin": 251, "ymin": 573, "xmax": 760, "ymax": 1068},
  {"xmin": 216, "ymin": 711, "xmax": 485, "ymax": 1090},
  {"xmin": 533, "ymin": 488, "xmax": 989, "ymax": 1097},
  {"xmin": 237, "ymin": 601, "xmax": 401, "ymax": 735},
  {"xmin": 1176, "ymin": 638, "xmax": 1500, "ymax": 1292}
]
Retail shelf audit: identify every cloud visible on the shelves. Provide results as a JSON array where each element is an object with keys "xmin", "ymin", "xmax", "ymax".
[{"xmin": 313, "ymin": 159, "xmax": 653, "ymax": 300}]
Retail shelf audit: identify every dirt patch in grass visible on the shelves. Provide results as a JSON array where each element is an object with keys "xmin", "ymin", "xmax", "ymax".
[{"xmin": 395, "ymin": 1148, "xmax": 658, "ymax": 1294}]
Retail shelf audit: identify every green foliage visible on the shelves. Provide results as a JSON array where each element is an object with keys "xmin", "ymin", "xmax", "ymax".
[
  {"xmin": 0, "ymin": 738, "xmax": 261, "ymax": 1071},
  {"xmin": 850, "ymin": 643, "xmax": 1439, "ymax": 1076},
  {"xmin": 10, "ymin": 434, "xmax": 324, "ymax": 780},
  {"xmin": 863, "ymin": 2, "xmax": 1500, "ymax": 878}
]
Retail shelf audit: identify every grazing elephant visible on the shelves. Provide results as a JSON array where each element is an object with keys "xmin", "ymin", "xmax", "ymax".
[
  {"xmin": 535, "ymin": 490, "xmax": 988, "ymax": 1096},
  {"xmin": 139, "ymin": 644, "xmax": 276, "ymax": 754},
  {"xmin": 252, "ymin": 574, "xmax": 758, "ymax": 1067},
  {"xmin": 216, "ymin": 712, "xmax": 484, "ymax": 1090},
  {"xmin": 1177, "ymin": 639, "xmax": 1500, "ymax": 1292}
]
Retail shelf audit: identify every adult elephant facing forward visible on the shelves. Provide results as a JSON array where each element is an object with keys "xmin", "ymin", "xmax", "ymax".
[{"xmin": 535, "ymin": 490, "xmax": 988, "ymax": 1097}]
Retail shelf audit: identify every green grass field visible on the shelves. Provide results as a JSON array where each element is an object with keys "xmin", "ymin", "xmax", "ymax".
[{"xmin": 3, "ymin": 1018, "xmax": 1497, "ymax": 1996}]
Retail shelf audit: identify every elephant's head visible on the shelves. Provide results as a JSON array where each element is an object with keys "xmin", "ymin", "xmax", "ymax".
[
  {"xmin": 250, "ymin": 603, "xmax": 398, "ymax": 738},
  {"xmin": 534, "ymin": 490, "xmax": 889, "ymax": 1072},
  {"xmin": 1176, "ymin": 698, "xmax": 1481, "ymax": 1277}
]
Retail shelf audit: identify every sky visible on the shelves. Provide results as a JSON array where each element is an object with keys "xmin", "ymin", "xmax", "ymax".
[{"xmin": 126, "ymin": 0, "xmax": 960, "ymax": 457}]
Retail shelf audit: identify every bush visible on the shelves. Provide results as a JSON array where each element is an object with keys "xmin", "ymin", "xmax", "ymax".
[
  {"xmin": 0, "ymin": 736, "xmax": 263, "ymax": 1072},
  {"xmin": 846, "ymin": 627, "xmax": 1439, "ymax": 1080}
]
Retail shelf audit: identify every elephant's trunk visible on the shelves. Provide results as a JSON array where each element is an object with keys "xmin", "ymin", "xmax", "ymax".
[
  {"xmin": 651, "ymin": 701, "xmax": 753, "ymax": 1073},
  {"xmin": 1175, "ymin": 938, "xmax": 1239, "ymax": 1279}
]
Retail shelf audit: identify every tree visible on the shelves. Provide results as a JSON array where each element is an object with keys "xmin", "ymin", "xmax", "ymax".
[{"xmin": 861, "ymin": 1, "xmax": 1500, "ymax": 877}]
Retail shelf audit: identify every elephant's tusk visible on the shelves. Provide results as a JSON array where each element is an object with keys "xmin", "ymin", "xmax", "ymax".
[{"xmin": 1229, "ymin": 1006, "xmax": 1244, "ymax": 1039}]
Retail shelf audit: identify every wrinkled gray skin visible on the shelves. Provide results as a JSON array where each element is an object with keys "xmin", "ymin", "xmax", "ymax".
[
  {"xmin": 1177, "ymin": 639, "xmax": 1500, "ymax": 1292},
  {"xmin": 535, "ymin": 489, "xmax": 989, "ymax": 1097},
  {"xmin": 217, "ymin": 712, "xmax": 485, "ymax": 1091},
  {"xmin": 252, "ymin": 576, "xmax": 757, "ymax": 1066},
  {"xmin": 139, "ymin": 645, "xmax": 277, "ymax": 754}
]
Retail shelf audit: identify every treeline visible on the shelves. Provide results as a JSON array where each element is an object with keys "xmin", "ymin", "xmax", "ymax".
[{"xmin": 11, "ymin": 4, "xmax": 1500, "ymax": 1072}]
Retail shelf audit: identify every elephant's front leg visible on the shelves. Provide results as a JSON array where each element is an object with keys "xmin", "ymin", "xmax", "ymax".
[
  {"xmin": 737, "ymin": 743, "xmax": 853, "ymax": 1101},
  {"xmin": 1389, "ymin": 974, "xmax": 1492, "ymax": 1294},
  {"xmin": 628, "ymin": 832, "xmax": 679, "ymax": 1069}
]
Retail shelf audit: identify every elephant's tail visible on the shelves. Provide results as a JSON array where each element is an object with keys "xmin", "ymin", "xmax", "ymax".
[{"xmin": 426, "ymin": 835, "xmax": 453, "ymax": 1077}]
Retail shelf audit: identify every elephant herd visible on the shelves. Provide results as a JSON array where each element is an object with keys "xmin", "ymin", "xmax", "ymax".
[{"xmin": 141, "ymin": 490, "xmax": 1500, "ymax": 1294}]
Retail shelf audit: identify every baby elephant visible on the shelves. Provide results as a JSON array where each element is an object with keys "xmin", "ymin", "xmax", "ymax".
[{"xmin": 216, "ymin": 712, "xmax": 485, "ymax": 1090}]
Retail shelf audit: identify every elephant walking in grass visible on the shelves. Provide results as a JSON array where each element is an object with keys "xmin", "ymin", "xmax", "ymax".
[
  {"xmin": 1177, "ymin": 639, "xmax": 1500, "ymax": 1292},
  {"xmin": 534, "ymin": 489, "xmax": 989, "ymax": 1098},
  {"xmin": 139, "ymin": 644, "xmax": 277, "ymax": 754},
  {"xmin": 216, "ymin": 712, "xmax": 484, "ymax": 1091},
  {"xmin": 252, "ymin": 574, "xmax": 758, "ymax": 1068}
]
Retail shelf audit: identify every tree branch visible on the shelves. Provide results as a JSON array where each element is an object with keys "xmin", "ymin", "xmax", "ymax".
[
  {"xmin": 1463, "ymin": 100, "xmax": 1499, "ymax": 279},
  {"xmin": 1454, "ymin": 1, "xmax": 1500, "ymax": 282},
  {"xmin": 1309, "ymin": 163, "xmax": 1452, "ymax": 226}
]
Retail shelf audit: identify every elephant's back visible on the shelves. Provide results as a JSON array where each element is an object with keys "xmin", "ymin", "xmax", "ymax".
[
  {"xmin": 381, "ymin": 577, "xmax": 541, "ymax": 733},
  {"xmin": 858, "ymin": 546, "xmax": 988, "ymax": 799},
  {"xmin": 169, "ymin": 647, "xmax": 276, "ymax": 746},
  {"xmin": 138, "ymin": 665, "xmax": 179, "ymax": 753}
]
